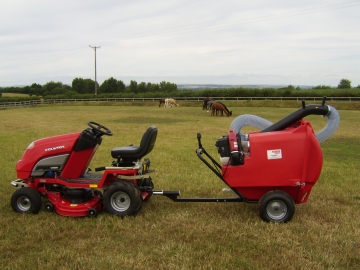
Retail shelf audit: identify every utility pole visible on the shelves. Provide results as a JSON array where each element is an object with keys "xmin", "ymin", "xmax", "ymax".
[{"xmin": 89, "ymin": 45, "xmax": 100, "ymax": 95}]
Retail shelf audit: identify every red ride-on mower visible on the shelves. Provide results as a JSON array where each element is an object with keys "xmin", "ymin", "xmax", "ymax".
[
  {"xmin": 10, "ymin": 97, "xmax": 339, "ymax": 222},
  {"xmin": 11, "ymin": 122, "xmax": 158, "ymax": 217}
]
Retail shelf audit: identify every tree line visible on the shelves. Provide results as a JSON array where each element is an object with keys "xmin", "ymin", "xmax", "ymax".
[
  {"xmin": 0, "ymin": 77, "xmax": 178, "ymax": 97},
  {"xmin": 0, "ymin": 78, "xmax": 359, "ymax": 100}
]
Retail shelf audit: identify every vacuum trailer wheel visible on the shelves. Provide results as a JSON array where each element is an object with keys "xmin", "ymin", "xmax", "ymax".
[
  {"xmin": 103, "ymin": 181, "xmax": 142, "ymax": 217},
  {"xmin": 259, "ymin": 190, "xmax": 295, "ymax": 223},
  {"xmin": 11, "ymin": 187, "xmax": 42, "ymax": 214}
]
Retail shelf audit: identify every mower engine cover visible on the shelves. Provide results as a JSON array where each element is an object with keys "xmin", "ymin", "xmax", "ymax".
[{"xmin": 215, "ymin": 130, "xmax": 244, "ymax": 166}]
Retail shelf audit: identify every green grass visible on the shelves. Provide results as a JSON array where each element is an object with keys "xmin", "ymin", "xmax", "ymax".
[
  {"xmin": 1, "ymin": 93, "xmax": 31, "ymax": 97},
  {"xmin": 0, "ymin": 104, "xmax": 359, "ymax": 269}
]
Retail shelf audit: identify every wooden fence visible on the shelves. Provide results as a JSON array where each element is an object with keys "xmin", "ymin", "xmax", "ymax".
[{"xmin": 1, "ymin": 96, "xmax": 360, "ymax": 108}]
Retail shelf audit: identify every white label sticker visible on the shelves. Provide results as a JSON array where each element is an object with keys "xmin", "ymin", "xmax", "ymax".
[{"xmin": 267, "ymin": 149, "xmax": 282, "ymax": 159}]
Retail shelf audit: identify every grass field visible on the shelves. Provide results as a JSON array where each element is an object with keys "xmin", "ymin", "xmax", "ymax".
[
  {"xmin": 1, "ymin": 93, "xmax": 31, "ymax": 97},
  {"xmin": 0, "ymin": 103, "xmax": 359, "ymax": 269}
]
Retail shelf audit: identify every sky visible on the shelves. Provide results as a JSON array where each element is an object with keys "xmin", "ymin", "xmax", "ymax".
[{"xmin": 1, "ymin": 0, "xmax": 360, "ymax": 87}]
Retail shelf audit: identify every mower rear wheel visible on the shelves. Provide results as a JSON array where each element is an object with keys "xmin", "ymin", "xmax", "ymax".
[
  {"xmin": 259, "ymin": 190, "xmax": 295, "ymax": 223},
  {"xmin": 103, "ymin": 181, "xmax": 142, "ymax": 217},
  {"xmin": 11, "ymin": 188, "xmax": 42, "ymax": 214}
]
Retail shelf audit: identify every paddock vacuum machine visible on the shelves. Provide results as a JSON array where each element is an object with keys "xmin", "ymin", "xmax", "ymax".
[{"xmin": 10, "ymin": 97, "xmax": 339, "ymax": 222}]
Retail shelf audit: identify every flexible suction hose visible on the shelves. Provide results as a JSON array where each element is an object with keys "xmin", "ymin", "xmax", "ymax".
[
  {"xmin": 230, "ymin": 105, "xmax": 340, "ymax": 143},
  {"xmin": 315, "ymin": 105, "xmax": 340, "ymax": 143}
]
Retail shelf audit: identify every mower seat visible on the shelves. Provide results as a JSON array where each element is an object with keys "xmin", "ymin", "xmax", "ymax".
[{"xmin": 111, "ymin": 126, "xmax": 158, "ymax": 162}]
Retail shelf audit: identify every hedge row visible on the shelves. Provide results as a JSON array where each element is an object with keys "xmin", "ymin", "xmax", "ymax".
[
  {"xmin": 0, "ymin": 96, "xmax": 41, "ymax": 103},
  {"xmin": 43, "ymin": 87, "xmax": 360, "ymax": 100},
  {"xmin": 2, "ymin": 87, "xmax": 360, "ymax": 101}
]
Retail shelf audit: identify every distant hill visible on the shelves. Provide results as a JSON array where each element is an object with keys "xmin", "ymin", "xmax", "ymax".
[{"xmin": 177, "ymin": 84, "xmax": 314, "ymax": 90}]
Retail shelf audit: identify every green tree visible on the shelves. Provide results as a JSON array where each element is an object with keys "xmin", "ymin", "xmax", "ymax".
[
  {"xmin": 148, "ymin": 83, "xmax": 160, "ymax": 92},
  {"xmin": 99, "ymin": 77, "xmax": 119, "ymax": 93},
  {"xmin": 338, "ymin": 78, "xmax": 352, "ymax": 89},
  {"xmin": 117, "ymin": 80, "xmax": 125, "ymax": 92},
  {"xmin": 159, "ymin": 81, "xmax": 178, "ymax": 93},
  {"xmin": 72, "ymin": 78, "xmax": 85, "ymax": 94},
  {"xmin": 138, "ymin": 82, "xmax": 147, "ymax": 93},
  {"xmin": 72, "ymin": 78, "xmax": 96, "ymax": 94},
  {"xmin": 43, "ymin": 81, "xmax": 63, "ymax": 93},
  {"xmin": 85, "ymin": 79, "xmax": 97, "ymax": 94},
  {"xmin": 50, "ymin": 87, "xmax": 67, "ymax": 95},
  {"xmin": 30, "ymin": 83, "xmax": 42, "ymax": 96},
  {"xmin": 22, "ymin": 86, "xmax": 31, "ymax": 94},
  {"xmin": 64, "ymin": 90, "xmax": 78, "ymax": 98},
  {"xmin": 129, "ymin": 80, "xmax": 138, "ymax": 93},
  {"xmin": 313, "ymin": 85, "xmax": 332, "ymax": 89},
  {"xmin": 287, "ymin": 85, "xmax": 295, "ymax": 90}
]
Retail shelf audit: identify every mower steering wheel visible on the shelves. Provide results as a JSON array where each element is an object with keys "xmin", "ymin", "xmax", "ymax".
[{"xmin": 88, "ymin": 121, "xmax": 113, "ymax": 137}]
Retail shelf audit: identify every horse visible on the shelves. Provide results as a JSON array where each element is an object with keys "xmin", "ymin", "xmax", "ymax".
[
  {"xmin": 216, "ymin": 102, "xmax": 232, "ymax": 116},
  {"xmin": 211, "ymin": 102, "xmax": 232, "ymax": 117},
  {"xmin": 203, "ymin": 97, "xmax": 214, "ymax": 110},
  {"xmin": 165, "ymin": 98, "xmax": 179, "ymax": 108},
  {"xmin": 206, "ymin": 100, "xmax": 216, "ymax": 112},
  {"xmin": 159, "ymin": 98, "xmax": 166, "ymax": 107}
]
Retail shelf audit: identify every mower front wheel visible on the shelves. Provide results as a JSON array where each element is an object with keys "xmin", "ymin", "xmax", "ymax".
[
  {"xmin": 11, "ymin": 187, "xmax": 42, "ymax": 214},
  {"xmin": 45, "ymin": 202, "xmax": 54, "ymax": 212},
  {"xmin": 259, "ymin": 190, "xmax": 295, "ymax": 223},
  {"xmin": 88, "ymin": 208, "xmax": 98, "ymax": 218},
  {"xmin": 103, "ymin": 181, "xmax": 142, "ymax": 217}
]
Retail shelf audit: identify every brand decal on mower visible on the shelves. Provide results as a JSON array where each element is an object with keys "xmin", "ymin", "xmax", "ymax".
[
  {"xmin": 267, "ymin": 149, "xmax": 282, "ymax": 160},
  {"xmin": 45, "ymin": 146, "xmax": 65, "ymax": 152}
]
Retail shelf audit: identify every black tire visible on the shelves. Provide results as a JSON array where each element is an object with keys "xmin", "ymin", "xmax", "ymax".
[
  {"xmin": 103, "ymin": 181, "xmax": 142, "ymax": 217},
  {"xmin": 11, "ymin": 188, "xmax": 42, "ymax": 214},
  {"xmin": 114, "ymin": 181, "xmax": 143, "ymax": 212},
  {"xmin": 259, "ymin": 190, "xmax": 295, "ymax": 223},
  {"xmin": 88, "ymin": 208, "xmax": 98, "ymax": 218},
  {"xmin": 45, "ymin": 202, "xmax": 54, "ymax": 212},
  {"xmin": 132, "ymin": 185, "xmax": 143, "ymax": 214}
]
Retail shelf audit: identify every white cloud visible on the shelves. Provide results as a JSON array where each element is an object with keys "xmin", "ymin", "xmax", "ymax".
[{"xmin": 1, "ymin": 0, "xmax": 359, "ymax": 87}]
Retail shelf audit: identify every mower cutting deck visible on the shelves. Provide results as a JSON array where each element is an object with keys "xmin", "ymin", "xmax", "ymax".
[{"xmin": 10, "ymin": 97, "xmax": 339, "ymax": 222}]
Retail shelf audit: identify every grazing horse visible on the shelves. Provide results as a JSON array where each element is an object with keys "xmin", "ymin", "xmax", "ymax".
[
  {"xmin": 164, "ymin": 98, "xmax": 179, "ymax": 108},
  {"xmin": 159, "ymin": 98, "xmax": 166, "ymax": 107},
  {"xmin": 217, "ymin": 102, "xmax": 232, "ymax": 116},
  {"xmin": 211, "ymin": 102, "xmax": 232, "ymax": 117},
  {"xmin": 206, "ymin": 100, "xmax": 216, "ymax": 112},
  {"xmin": 203, "ymin": 97, "xmax": 214, "ymax": 110}
]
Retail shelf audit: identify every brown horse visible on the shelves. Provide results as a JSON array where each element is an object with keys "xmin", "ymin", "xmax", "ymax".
[
  {"xmin": 159, "ymin": 98, "xmax": 165, "ymax": 107},
  {"xmin": 211, "ymin": 102, "xmax": 232, "ymax": 117},
  {"xmin": 203, "ymin": 97, "xmax": 214, "ymax": 110}
]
